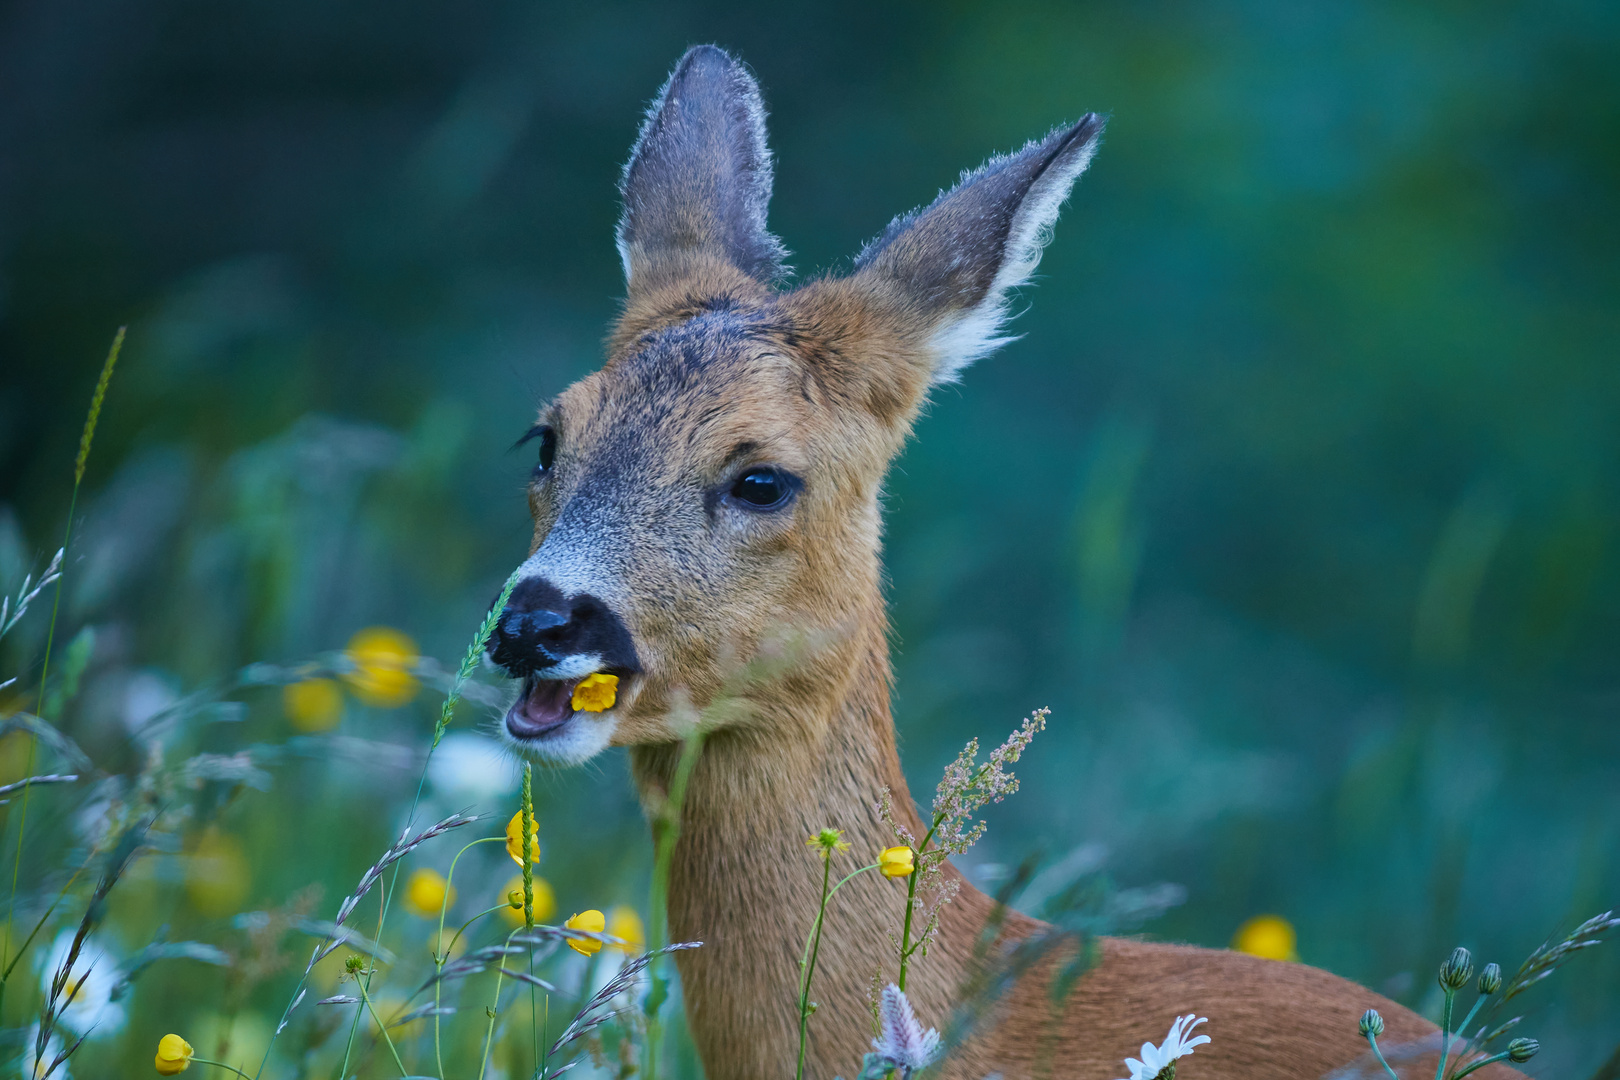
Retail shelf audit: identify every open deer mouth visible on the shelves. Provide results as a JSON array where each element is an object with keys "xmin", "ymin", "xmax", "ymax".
[{"xmin": 505, "ymin": 673, "xmax": 617, "ymax": 740}]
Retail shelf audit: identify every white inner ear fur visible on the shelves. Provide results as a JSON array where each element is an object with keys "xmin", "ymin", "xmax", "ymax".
[{"xmin": 926, "ymin": 135, "xmax": 1101, "ymax": 385}]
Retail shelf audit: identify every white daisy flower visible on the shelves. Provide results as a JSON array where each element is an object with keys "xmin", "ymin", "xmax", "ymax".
[
  {"xmin": 1115, "ymin": 1014, "xmax": 1210, "ymax": 1080},
  {"xmin": 37, "ymin": 931, "xmax": 126, "ymax": 1036}
]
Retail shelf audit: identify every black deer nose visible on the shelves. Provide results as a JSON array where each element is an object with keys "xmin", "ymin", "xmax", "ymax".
[{"xmin": 488, "ymin": 576, "xmax": 641, "ymax": 677}]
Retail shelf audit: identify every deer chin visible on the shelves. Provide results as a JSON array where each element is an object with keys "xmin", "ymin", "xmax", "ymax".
[{"xmin": 503, "ymin": 673, "xmax": 619, "ymax": 765}]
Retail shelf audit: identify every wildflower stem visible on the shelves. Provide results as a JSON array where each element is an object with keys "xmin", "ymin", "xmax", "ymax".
[
  {"xmin": 1, "ymin": 327, "xmax": 122, "ymax": 1010},
  {"xmin": 1365, "ymin": 1032, "xmax": 1401, "ymax": 1080},
  {"xmin": 355, "ymin": 975, "xmax": 410, "ymax": 1077},
  {"xmin": 1436, "ymin": 986, "xmax": 1456, "ymax": 1080},
  {"xmin": 1453, "ymin": 993, "xmax": 1489, "ymax": 1053},
  {"xmin": 896, "ymin": 815, "xmax": 944, "ymax": 992},
  {"xmin": 434, "ymin": 836, "xmax": 505, "ymax": 1080},
  {"xmin": 191, "ymin": 1056, "xmax": 258, "ymax": 1080},
  {"xmin": 479, "ymin": 928, "xmax": 523, "ymax": 1080},
  {"xmin": 796, "ymin": 850, "xmax": 835, "ymax": 1080},
  {"xmin": 1449, "ymin": 1051, "xmax": 1513, "ymax": 1079}
]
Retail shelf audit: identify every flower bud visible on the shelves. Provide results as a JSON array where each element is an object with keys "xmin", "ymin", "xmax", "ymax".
[
  {"xmin": 1507, "ymin": 1038, "xmax": 1539, "ymax": 1063},
  {"xmin": 1438, "ymin": 946, "xmax": 1474, "ymax": 990},
  {"xmin": 1478, "ymin": 962, "xmax": 1502, "ymax": 995},
  {"xmin": 1358, "ymin": 1009, "xmax": 1385, "ymax": 1037},
  {"xmin": 879, "ymin": 845, "xmax": 915, "ymax": 879}
]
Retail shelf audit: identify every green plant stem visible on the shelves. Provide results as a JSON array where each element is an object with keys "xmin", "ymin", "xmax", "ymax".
[
  {"xmin": 642, "ymin": 728, "xmax": 705, "ymax": 1080},
  {"xmin": 1436, "ymin": 987, "xmax": 1457, "ymax": 1080},
  {"xmin": 1451, "ymin": 1050, "xmax": 1515, "ymax": 1080},
  {"xmin": 1453, "ymin": 993, "xmax": 1491, "ymax": 1048},
  {"xmin": 896, "ymin": 816, "xmax": 943, "ymax": 992},
  {"xmin": 520, "ymin": 764, "xmax": 537, "ymax": 1078},
  {"xmin": 796, "ymin": 852, "xmax": 835, "ymax": 1080},
  {"xmin": 1366, "ymin": 1033, "xmax": 1401, "ymax": 1080},
  {"xmin": 192, "ymin": 1056, "xmax": 260, "ymax": 1080},
  {"xmin": 2, "ymin": 327, "xmax": 123, "ymax": 1019},
  {"xmin": 479, "ymin": 928, "xmax": 522, "ymax": 1080},
  {"xmin": 355, "ymin": 975, "xmax": 410, "ymax": 1076},
  {"xmin": 434, "ymin": 836, "xmax": 505, "ymax": 1080}
]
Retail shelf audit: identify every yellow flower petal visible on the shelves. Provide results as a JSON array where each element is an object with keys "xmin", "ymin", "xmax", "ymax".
[
  {"xmin": 155, "ymin": 1034, "xmax": 194, "ymax": 1075},
  {"xmin": 879, "ymin": 845, "xmax": 915, "ymax": 879},
  {"xmin": 342, "ymin": 627, "xmax": 420, "ymax": 708},
  {"xmin": 505, "ymin": 811, "xmax": 541, "ymax": 865},
  {"xmin": 499, "ymin": 874, "xmax": 556, "ymax": 927},
  {"xmin": 565, "ymin": 909, "xmax": 606, "ymax": 955},
  {"xmin": 283, "ymin": 677, "xmax": 343, "ymax": 732},
  {"xmin": 570, "ymin": 673, "xmax": 618, "ymax": 713},
  {"xmin": 402, "ymin": 868, "xmax": 455, "ymax": 919},
  {"xmin": 1232, "ymin": 914, "xmax": 1299, "ymax": 962},
  {"xmin": 607, "ymin": 904, "xmax": 645, "ymax": 953}
]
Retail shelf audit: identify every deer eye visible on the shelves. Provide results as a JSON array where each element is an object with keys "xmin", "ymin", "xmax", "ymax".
[
  {"xmin": 730, "ymin": 467, "xmax": 794, "ymax": 510},
  {"xmin": 515, "ymin": 425, "xmax": 557, "ymax": 476},
  {"xmin": 536, "ymin": 428, "xmax": 557, "ymax": 473}
]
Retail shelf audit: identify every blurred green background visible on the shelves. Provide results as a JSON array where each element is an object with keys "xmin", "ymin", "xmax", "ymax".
[{"xmin": 1, "ymin": 1, "xmax": 1617, "ymax": 1076}]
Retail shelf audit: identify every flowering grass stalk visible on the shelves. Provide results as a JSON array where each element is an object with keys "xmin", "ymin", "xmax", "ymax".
[
  {"xmin": 883, "ymin": 709, "xmax": 1047, "ymax": 990},
  {"xmin": 1, "ymin": 328, "xmax": 121, "ymax": 1023},
  {"xmin": 318, "ymin": 574, "xmax": 517, "ymax": 1080}
]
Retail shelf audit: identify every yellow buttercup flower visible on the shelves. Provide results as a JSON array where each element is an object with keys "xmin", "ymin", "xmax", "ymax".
[
  {"xmin": 607, "ymin": 904, "xmax": 645, "ymax": 953},
  {"xmin": 283, "ymin": 677, "xmax": 343, "ymax": 732},
  {"xmin": 342, "ymin": 627, "xmax": 420, "ymax": 708},
  {"xmin": 187, "ymin": 828, "xmax": 250, "ymax": 916},
  {"xmin": 879, "ymin": 846, "xmax": 915, "ymax": 879},
  {"xmin": 570, "ymin": 673, "xmax": 618, "ymax": 712},
  {"xmin": 499, "ymin": 873, "xmax": 556, "ymax": 927},
  {"xmin": 154, "ymin": 1034, "xmax": 194, "ymax": 1075},
  {"xmin": 402, "ymin": 868, "xmax": 455, "ymax": 919},
  {"xmin": 505, "ymin": 811, "xmax": 541, "ymax": 865},
  {"xmin": 1232, "ymin": 914, "xmax": 1299, "ymax": 962},
  {"xmin": 565, "ymin": 909, "xmax": 606, "ymax": 956}
]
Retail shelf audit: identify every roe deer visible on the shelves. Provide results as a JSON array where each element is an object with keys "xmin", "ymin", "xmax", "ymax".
[{"xmin": 489, "ymin": 45, "xmax": 1517, "ymax": 1080}]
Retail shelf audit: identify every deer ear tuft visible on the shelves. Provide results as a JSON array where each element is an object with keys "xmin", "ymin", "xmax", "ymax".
[
  {"xmin": 617, "ymin": 45, "xmax": 788, "ymax": 291},
  {"xmin": 854, "ymin": 114, "xmax": 1104, "ymax": 383}
]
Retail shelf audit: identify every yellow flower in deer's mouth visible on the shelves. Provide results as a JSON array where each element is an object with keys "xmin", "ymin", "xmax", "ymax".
[
  {"xmin": 505, "ymin": 811, "xmax": 541, "ymax": 865},
  {"xmin": 154, "ymin": 1034, "xmax": 194, "ymax": 1075},
  {"xmin": 565, "ymin": 909, "xmax": 606, "ymax": 955},
  {"xmin": 342, "ymin": 627, "xmax": 420, "ymax": 708},
  {"xmin": 879, "ymin": 846, "xmax": 915, "ymax": 879},
  {"xmin": 570, "ymin": 673, "xmax": 618, "ymax": 712},
  {"xmin": 402, "ymin": 868, "xmax": 455, "ymax": 919}
]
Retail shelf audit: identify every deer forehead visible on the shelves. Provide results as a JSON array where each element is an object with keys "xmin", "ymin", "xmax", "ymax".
[{"xmin": 549, "ymin": 314, "xmax": 845, "ymax": 483}]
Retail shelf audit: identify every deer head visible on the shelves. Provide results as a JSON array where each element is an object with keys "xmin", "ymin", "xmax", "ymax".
[{"xmin": 491, "ymin": 45, "xmax": 1102, "ymax": 766}]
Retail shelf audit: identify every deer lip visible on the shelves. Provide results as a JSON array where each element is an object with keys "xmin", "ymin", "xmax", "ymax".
[{"xmin": 505, "ymin": 675, "xmax": 585, "ymax": 740}]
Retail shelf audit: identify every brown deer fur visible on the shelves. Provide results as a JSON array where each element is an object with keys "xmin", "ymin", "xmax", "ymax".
[{"xmin": 500, "ymin": 45, "xmax": 1521, "ymax": 1080}]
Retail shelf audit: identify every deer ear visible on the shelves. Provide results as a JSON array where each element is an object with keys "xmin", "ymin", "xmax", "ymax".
[
  {"xmin": 852, "ymin": 115, "xmax": 1104, "ymax": 384},
  {"xmin": 617, "ymin": 45, "xmax": 788, "ymax": 292}
]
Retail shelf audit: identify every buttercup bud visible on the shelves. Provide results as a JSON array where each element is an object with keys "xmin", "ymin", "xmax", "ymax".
[
  {"xmin": 1478, "ymin": 962, "xmax": 1502, "ymax": 995},
  {"xmin": 1358, "ymin": 1009, "xmax": 1385, "ymax": 1037},
  {"xmin": 1438, "ymin": 946, "xmax": 1474, "ymax": 990},
  {"xmin": 1507, "ymin": 1038, "xmax": 1538, "ymax": 1063}
]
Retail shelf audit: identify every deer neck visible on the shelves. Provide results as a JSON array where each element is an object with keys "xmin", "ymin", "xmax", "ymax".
[{"xmin": 628, "ymin": 619, "xmax": 990, "ymax": 1078}]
